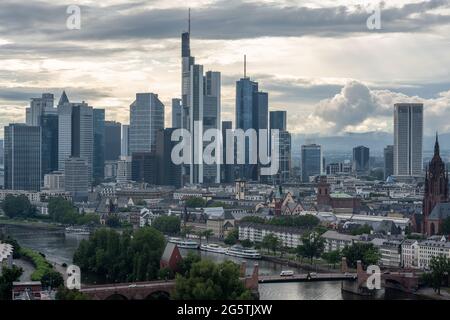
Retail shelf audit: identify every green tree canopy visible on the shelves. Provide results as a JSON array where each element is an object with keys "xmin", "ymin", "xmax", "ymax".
[
  {"xmin": 152, "ymin": 215, "xmax": 181, "ymax": 235},
  {"xmin": 268, "ymin": 215, "xmax": 320, "ymax": 229},
  {"xmin": 173, "ymin": 260, "xmax": 253, "ymax": 300},
  {"xmin": 422, "ymin": 255, "xmax": 450, "ymax": 295},
  {"xmin": 341, "ymin": 243, "xmax": 380, "ymax": 268},
  {"xmin": 185, "ymin": 197, "xmax": 207, "ymax": 208},
  {"xmin": 0, "ymin": 266, "xmax": 23, "ymax": 300},
  {"xmin": 240, "ymin": 216, "xmax": 266, "ymax": 224},
  {"xmin": 350, "ymin": 224, "xmax": 373, "ymax": 236},
  {"xmin": 322, "ymin": 250, "xmax": 342, "ymax": 268},
  {"xmin": 48, "ymin": 197, "xmax": 98, "ymax": 225},
  {"xmin": 1, "ymin": 194, "xmax": 36, "ymax": 219},
  {"xmin": 224, "ymin": 229, "xmax": 238, "ymax": 245},
  {"xmin": 297, "ymin": 232, "xmax": 325, "ymax": 264},
  {"xmin": 262, "ymin": 233, "xmax": 280, "ymax": 255},
  {"xmin": 55, "ymin": 287, "xmax": 90, "ymax": 300},
  {"xmin": 73, "ymin": 227, "xmax": 166, "ymax": 283}
]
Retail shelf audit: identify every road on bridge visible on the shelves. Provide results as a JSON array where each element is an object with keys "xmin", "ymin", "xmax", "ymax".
[{"xmin": 259, "ymin": 273, "xmax": 357, "ymax": 283}]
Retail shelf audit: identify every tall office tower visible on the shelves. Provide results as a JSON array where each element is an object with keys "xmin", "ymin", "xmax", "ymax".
[
  {"xmin": 384, "ymin": 145, "xmax": 394, "ymax": 180},
  {"xmin": 129, "ymin": 93, "xmax": 164, "ymax": 155},
  {"xmin": 64, "ymin": 157, "xmax": 89, "ymax": 201},
  {"xmin": 301, "ymin": 144, "xmax": 322, "ymax": 183},
  {"xmin": 26, "ymin": 93, "xmax": 58, "ymax": 182},
  {"xmin": 93, "ymin": 109, "xmax": 105, "ymax": 184},
  {"xmin": 121, "ymin": 125, "xmax": 129, "ymax": 157},
  {"xmin": 26, "ymin": 93, "xmax": 55, "ymax": 126},
  {"xmin": 352, "ymin": 146, "xmax": 370, "ymax": 175},
  {"xmin": 202, "ymin": 71, "xmax": 221, "ymax": 184},
  {"xmin": 394, "ymin": 103, "xmax": 423, "ymax": 177},
  {"xmin": 116, "ymin": 156, "xmax": 132, "ymax": 184},
  {"xmin": 0, "ymin": 140, "xmax": 4, "ymax": 166},
  {"xmin": 156, "ymin": 128, "xmax": 182, "ymax": 188},
  {"xmin": 4, "ymin": 124, "xmax": 41, "ymax": 191},
  {"xmin": 179, "ymin": 14, "xmax": 221, "ymax": 185},
  {"xmin": 131, "ymin": 152, "xmax": 158, "ymax": 185},
  {"xmin": 171, "ymin": 98, "xmax": 182, "ymax": 128},
  {"xmin": 221, "ymin": 121, "xmax": 234, "ymax": 183},
  {"xmin": 270, "ymin": 111, "xmax": 287, "ymax": 131},
  {"xmin": 57, "ymin": 97, "xmax": 94, "ymax": 181},
  {"xmin": 104, "ymin": 121, "xmax": 122, "ymax": 161},
  {"xmin": 235, "ymin": 71, "xmax": 269, "ymax": 181},
  {"xmin": 40, "ymin": 113, "xmax": 59, "ymax": 178},
  {"xmin": 269, "ymin": 111, "xmax": 291, "ymax": 184}
]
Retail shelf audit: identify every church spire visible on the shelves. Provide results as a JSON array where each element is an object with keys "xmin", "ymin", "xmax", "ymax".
[{"xmin": 434, "ymin": 132, "xmax": 440, "ymax": 156}]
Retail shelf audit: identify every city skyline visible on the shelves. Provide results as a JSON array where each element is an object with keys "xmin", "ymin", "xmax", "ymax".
[{"xmin": 1, "ymin": 1, "xmax": 450, "ymax": 138}]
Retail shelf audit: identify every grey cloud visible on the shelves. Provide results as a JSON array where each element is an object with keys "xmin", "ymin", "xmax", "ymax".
[{"xmin": 0, "ymin": 0, "xmax": 449, "ymax": 42}]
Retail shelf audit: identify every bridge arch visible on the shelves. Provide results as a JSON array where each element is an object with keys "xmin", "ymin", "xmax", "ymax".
[
  {"xmin": 105, "ymin": 293, "xmax": 128, "ymax": 300},
  {"xmin": 145, "ymin": 290, "xmax": 171, "ymax": 300}
]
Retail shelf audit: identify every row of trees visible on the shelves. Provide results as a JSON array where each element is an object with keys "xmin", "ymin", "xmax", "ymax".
[
  {"xmin": 1, "ymin": 195, "xmax": 37, "ymax": 219},
  {"xmin": 257, "ymin": 231, "xmax": 380, "ymax": 268},
  {"xmin": 240, "ymin": 215, "xmax": 321, "ymax": 230},
  {"xmin": 48, "ymin": 197, "xmax": 99, "ymax": 225}
]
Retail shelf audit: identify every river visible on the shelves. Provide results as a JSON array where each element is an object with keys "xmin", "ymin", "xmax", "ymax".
[{"xmin": 2, "ymin": 224, "xmax": 420, "ymax": 300}]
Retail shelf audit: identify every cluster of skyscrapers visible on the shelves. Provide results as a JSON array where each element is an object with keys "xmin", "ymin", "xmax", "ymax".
[{"xmin": 1, "ymin": 13, "xmax": 426, "ymax": 196}]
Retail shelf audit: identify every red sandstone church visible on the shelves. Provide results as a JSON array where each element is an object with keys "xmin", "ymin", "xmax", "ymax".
[{"xmin": 420, "ymin": 135, "xmax": 450, "ymax": 235}]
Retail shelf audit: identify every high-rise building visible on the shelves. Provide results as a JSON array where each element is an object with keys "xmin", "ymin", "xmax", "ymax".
[
  {"xmin": 26, "ymin": 94, "xmax": 58, "ymax": 183},
  {"xmin": 64, "ymin": 157, "xmax": 89, "ymax": 201},
  {"xmin": 221, "ymin": 121, "xmax": 234, "ymax": 183},
  {"xmin": 131, "ymin": 152, "xmax": 158, "ymax": 185},
  {"xmin": 4, "ymin": 124, "xmax": 41, "ymax": 191},
  {"xmin": 57, "ymin": 94, "xmax": 94, "ymax": 183},
  {"xmin": 235, "ymin": 73, "xmax": 268, "ymax": 181},
  {"xmin": 269, "ymin": 111, "xmax": 291, "ymax": 184},
  {"xmin": 129, "ymin": 93, "xmax": 164, "ymax": 155},
  {"xmin": 104, "ymin": 121, "xmax": 122, "ymax": 161},
  {"xmin": 26, "ymin": 93, "xmax": 55, "ymax": 126},
  {"xmin": 171, "ymin": 98, "xmax": 182, "ymax": 129},
  {"xmin": 40, "ymin": 113, "xmax": 59, "ymax": 178},
  {"xmin": 352, "ymin": 146, "xmax": 370, "ymax": 175},
  {"xmin": 116, "ymin": 156, "xmax": 132, "ymax": 184},
  {"xmin": 270, "ymin": 111, "xmax": 287, "ymax": 131},
  {"xmin": 156, "ymin": 128, "xmax": 182, "ymax": 188},
  {"xmin": 121, "ymin": 125, "xmax": 129, "ymax": 157},
  {"xmin": 301, "ymin": 144, "xmax": 322, "ymax": 182},
  {"xmin": 384, "ymin": 145, "xmax": 394, "ymax": 180},
  {"xmin": 93, "ymin": 109, "xmax": 105, "ymax": 184},
  {"xmin": 394, "ymin": 103, "xmax": 423, "ymax": 177},
  {"xmin": 179, "ymin": 14, "xmax": 221, "ymax": 185}
]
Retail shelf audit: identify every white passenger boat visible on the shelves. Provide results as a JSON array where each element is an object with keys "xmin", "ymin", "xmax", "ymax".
[
  {"xmin": 200, "ymin": 243, "xmax": 228, "ymax": 254},
  {"xmin": 65, "ymin": 226, "xmax": 91, "ymax": 235},
  {"xmin": 226, "ymin": 245, "xmax": 261, "ymax": 259},
  {"xmin": 168, "ymin": 237, "xmax": 199, "ymax": 249}
]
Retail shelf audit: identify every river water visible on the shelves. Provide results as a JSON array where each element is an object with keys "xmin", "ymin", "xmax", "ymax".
[{"xmin": 2, "ymin": 224, "xmax": 419, "ymax": 300}]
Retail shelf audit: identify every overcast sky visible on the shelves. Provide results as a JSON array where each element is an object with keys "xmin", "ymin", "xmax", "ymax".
[{"xmin": 1, "ymin": 0, "xmax": 450, "ymax": 138}]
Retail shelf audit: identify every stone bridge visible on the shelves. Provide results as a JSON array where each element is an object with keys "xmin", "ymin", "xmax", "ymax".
[
  {"xmin": 341, "ymin": 257, "xmax": 420, "ymax": 295},
  {"xmin": 80, "ymin": 263, "xmax": 259, "ymax": 300}
]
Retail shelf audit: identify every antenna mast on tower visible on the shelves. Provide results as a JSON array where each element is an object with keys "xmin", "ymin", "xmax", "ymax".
[
  {"xmin": 244, "ymin": 55, "xmax": 247, "ymax": 78},
  {"xmin": 188, "ymin": 8, "xmax": 191, "ymax": 34}
]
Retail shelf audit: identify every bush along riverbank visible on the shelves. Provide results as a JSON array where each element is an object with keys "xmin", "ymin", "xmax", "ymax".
[{"xmin": 18, "ymin": 247, "xmax": 64, "ymax": 288}]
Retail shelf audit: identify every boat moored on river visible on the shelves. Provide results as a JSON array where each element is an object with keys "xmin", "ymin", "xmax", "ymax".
[
  {"xmin": 226, "ymin": 245, "xmax": 261, "ymax": 259},
  {"xmin": 168, "ymin": 237, "xmax": 199, "ymax": 249},
  {"xmin": 200, "ymin": 243, "xmax": 228, "ymax": 254}
]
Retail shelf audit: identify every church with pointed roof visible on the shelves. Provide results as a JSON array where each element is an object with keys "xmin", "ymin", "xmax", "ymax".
[{"xmin": 422, "ymin": 134, "xmax": 450, "ymax": 235}]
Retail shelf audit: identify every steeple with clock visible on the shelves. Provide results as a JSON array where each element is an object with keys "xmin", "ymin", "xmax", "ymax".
[{"xmin": 422, "ymin": 134, "xmax": 449, "ymax": 234}]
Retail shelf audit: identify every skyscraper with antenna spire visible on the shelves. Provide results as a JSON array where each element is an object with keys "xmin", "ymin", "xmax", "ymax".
[
  {"xmin": 235, "ymin": 55, "xmax": 269, "ymax": 181},
  {"xmin": 179, "ymin": 9, "xmax": 221, "ymax": 185}
]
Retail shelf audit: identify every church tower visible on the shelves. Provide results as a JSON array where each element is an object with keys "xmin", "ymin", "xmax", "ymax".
[{"xmin": 422, "ymin": 134, "xmax": 449, "ymax": 234}]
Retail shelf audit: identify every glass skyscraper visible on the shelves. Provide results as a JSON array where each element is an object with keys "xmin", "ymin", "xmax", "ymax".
[
  {"xmin": 394, "ymin": 103, "xmax": 423, "ymax": 177},
  {"xmin": 4, "ymin": 124, "xmax": 41, "ymax": 191},
  {"xmin": 129, "ymin": 93, "xmax": 164, "ymax": 155},
  {"xmin": 301, "ymin": 144, "xmax": 322, "ymax": 183}
]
